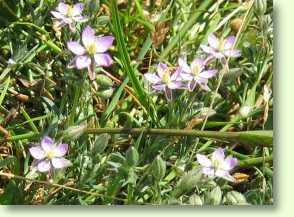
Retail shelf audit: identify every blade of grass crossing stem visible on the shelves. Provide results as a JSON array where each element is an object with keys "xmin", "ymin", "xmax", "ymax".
[
  {"xmin": 109, "ymin": 1, "xmax": 158, "ymax": 124},
  {"xmin": 159, "ymin": 0, "xmax": 214, "ymax": 59},
  {"xmin": 0, "ymin": 77, "xmax": 10, "ymax": 106}
]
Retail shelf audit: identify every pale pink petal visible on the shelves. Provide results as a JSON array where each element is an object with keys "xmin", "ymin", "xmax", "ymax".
[
  {"xmin": 216, "ymin": 169, "xmax": 235, "ymax": 182},
  {"xmin": 199, "ymin": 70, "xmax": 217, "ymax": 79},
  {"xmin": 196, "ymin": 154, "xmax": 212, "ymax": 167},
  {"xmin": 180, "ymin": 73, "xmax": 193, "ymax": 81},
  {"xmin": 72, "ymin": 16, "xmax": 87, "ymax": 22},
  {"xmin": 67, "ymin": 41, "xmax": 85, "ymax": 55},
  {"xmin": 94, "ymin": 53, "xmax": 113, "ymax": 67},
  {"xmin": 29, "ymin": 147, "xmax": 46, "ymax": 160},
  {"xmin": 224, "ymin": 36, "xmax": 236, "ymax": 50},
  {"xmin": 224, "ymin": 49, "xmax": 241, "ymax": 58},
  {"xmin": 144, "ymin": 73, "xmax": 161, "ymax": 84},
  {"xmin": 157, "ymin": 63, "xmax": 168, "ymax": 78},
  {"xmin": 37, "ymin": 160, "xmax": 51, "ymax": 172},
  {"xmin": 212, "ymin": 148, "xmax": 225, "ymax": 162},
  {"xmin": 208, "ymin": 33, "xmax": 219, "ymax": 49},
  {"xmin": 202, "ymin": 167, "xmax": 214, "ymax": 177},
  {"xmin": 152, "ymin": 84, "xmax": 166, "ymax": 91},
  {"xmin": 75, "ymin": 55, "xmax": 91, "ymax": 69},
  {"xmin": 57, "ymin": 2, "xmax": 68, "ymax": 15},
  {"xmin": 215, "ymin": 169, "xmax": 229, "ymax": 178},
  {"xmin": 54, "ymin": 143, "xmax": 68, "ymax": 157},
  {"xmin": 82, "ymin": 26, "xmax": 96, "ymax": 47},
  {"xmin": 200, "ymin": 45, "xmax": 216, "ymax": 55},
  {"xmin": 95, "ymin": 36, "xmax": 114, "ymax": 53},
  {"xmin": 72, "ymin": 3, "xmax": 84, "ymax": 16},
  {"xmin": 222, "ymin": 156, "xmax": 238, "ymax": 171},
  {"xmin": 51, "ymin": 157, "xmax": 72, "ymax": 169},
  {"xmin": 168, "ymin": 81, "xmax": 182, "ymax": 89},
  {"xmin": 41, "ymin": 136, "xmax": 54, "ymax": 152},
  {"xmin": 191, "ymin": 58, "xmax": 205, "ymax": 71},
  {"xmin": 178, "ymin": 57, "xmax": 191, "ymax": 74},
  {"xmin": 51, "ymin": 11, "xmax": 65, "ymax": 19}
]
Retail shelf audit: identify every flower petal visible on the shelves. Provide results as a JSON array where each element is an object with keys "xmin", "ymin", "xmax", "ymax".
[
  {"xmin": 202, "ymin": 167, "xmax": 215, "ymax": 177},
  {"xmin": 57, "ymin": 2, "xmax": 68, "ymax": 15},
  {"xmin": 215, "ymin": 169, "xmax": 235, "ymax": 182},
  {"xmin": 54, "ymin": 143, "xmax": 68, "ymax": 157},
  {"xmin": 199, "ymin": 70, "xmax": 217, "ymax": 79},
  {"xmin": 95, "ymin": 36, "xmax": 114, "ymax": 53},
  {"xmin": 41, "ymin": 136, "xmax": 54, "ymax": 152},
  {"xmin": 180, "ymin": 73, "xmax": 193, "ymax": 81},
  {"xmin": 200, "ymin": 45, "xmax": 216, "ymax": 55},
  {"xmin": 72, "ymin": 16, "xmax": 87, "ymax": 22},
  {"xmin": 67, "ymin": 41, "xmax": 85, "ymax": 55},
  {"xmin": 212, "ymin": 148, "xmax": 225, "ymax": 162},
  {"xmin": 224, "ymin": 36, "xmax": 236, "ymax": 50},
  {"xmin": 51, "ymin": 157, "xmax": 72, "ymax": 169},
  {"xmin": 188, "ymin": 80, "xmax": 197, "ymax": 91},
  {"xmin": 51, "ymin": 11, "xmax": 65, "ymax": 19},
  {"xmin": 168, "ymin": 81, "xmax": 182, "ymax": 89},
  {"xmin": 37, "ymin": 160, "xmax": 51, "ymax": 172},
  {"xmin": 208, "ymin": 33, "xmax": 219, "ymax": 49},
  {"xmin": 224, "ymin": 49, "xmax": 241, "ymax": 58},
  {"xmin": 196, "ymin": 154, "xmax": 212, "ymax": 167},
  {"xmin": 152, "ymin": 84, "xmax": 166, "ymax": 91},
  {"xmin": 29, "ymin": 146, "xmax": 46, "ymax": 160},
  {"xmin": 82, "ymin": 25, "xmax": 96, "ymax": 48},
  {"xmin": 222, "ymin": 156, "xmax": 238, "ymax": 171},
  {"xmin": 144, "ymin": 73, "xmax": 161, "ymax": 84},
  {"xmin": 178, "ymin": 57, "xmax": 191, "ymax": 74},
  {"xmin": 75, "ymin": 55, "xmax": 91, "ymax": 69},
  {"xmin": 157, "ymin": 63, "xmax": 168, "ymax": 78},
  {"xmin": 94, "ymin": 53, "xmax": 113, "ymax": 67},
  {"xmin": 72, "ymin": 3, "xmax": 84, "ymax": 16}
]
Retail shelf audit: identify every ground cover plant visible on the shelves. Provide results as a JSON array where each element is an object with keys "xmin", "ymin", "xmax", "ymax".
[{"xmin": 0, "ymin": 0, "xmax": 273, "ymax": 205}]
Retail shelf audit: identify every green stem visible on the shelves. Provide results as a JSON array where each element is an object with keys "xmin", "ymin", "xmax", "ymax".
[
  {"xmin": 238, "ymin": 155, "xmax": 273, "ymax": 168},
  {"xmin": 1, "ymin": 128, "xmax": 272, "ymax": 146}
]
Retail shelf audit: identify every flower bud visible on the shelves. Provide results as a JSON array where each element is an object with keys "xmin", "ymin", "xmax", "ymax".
[
  {"xmin": 126, "ymin": 146, "xmax": 139, "ymax": 167},
  {"xmin": 96, "ymin": 74, "xmax": 113, "ymax": 88},
  {"xmin": 254, "ymin": 0, "xmax": 267, "ymax": 15},
  {"xmin": 151, "ymin": 155, "xmax": 166, "ymax": 181},
  {"xmin": 96, "ymin": 88, "xmax": 114, "ymax": 99}
]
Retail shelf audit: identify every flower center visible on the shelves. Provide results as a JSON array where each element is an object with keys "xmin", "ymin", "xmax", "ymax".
[
  {"xmin": 86, "ymin": 43, "xmax": 97, "ymax": 55},
  {"xmin": 218, "ymin": 38, "xmax": 225, "ymax": 51},
  {"xmin": 191, "ymin": 64, "xmax": 200, "ymax": 76},
  {"xmin": 162, "ymin": 70, "xmax": 171, "ymax": 84},
  {"xmin": 46, "ymin": 150, "xmax": 55, "ymax": 160},
  {"xmin": 66, "ymin": 6, "xmax": 74, "ymax": 17},
  {"xmin": 212, "ymin": 159, "xmax": 220, "ymax": 169}
]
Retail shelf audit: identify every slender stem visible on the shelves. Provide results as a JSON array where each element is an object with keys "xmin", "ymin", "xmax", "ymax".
[
  {"xmin": 238, "ymin": 155, "xmax": 273, "ymax": 168},
  {"xmin": 0, "ymin": 128, "xmax": 272, "ymax": 146}
]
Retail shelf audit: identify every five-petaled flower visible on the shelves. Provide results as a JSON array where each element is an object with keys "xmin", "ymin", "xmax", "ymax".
[
  {"xmin": 144, "ymin": 63, "xmax": 182, "ymax": 101},
  {"xmin": 178, "ymin": 57, "xmax": 217, "ymax": 91},
  {"xmin": 29, "ymin": 136, "xmax": 72, "ymax": 173},
  {"xmin": 200, "ymin": 34, "xmax": 241, "ymax": 60},
  {"xmin": 196, "ymin": 148, "xmax": 238, "ymax": 182},
  {"xmin": 67, "ymin": 25, "xmax": 114, "ymax": 80},
  {"xmin": 51, "ymin": 2, "xmax": 87, "ymax": 31}
]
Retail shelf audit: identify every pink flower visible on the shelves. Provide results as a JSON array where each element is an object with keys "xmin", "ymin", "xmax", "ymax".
[
  {"xmin": 51, "ymin": 2, "xmax": 87, "ymax": 31},
  {"xmin": 29, "ymin": 136, "xmax": 72, "ymax": 173},
  {"xmin": 67, "ymin": 26, "xmax": 114, "ymax": 80},
  {"xmin": 196, "ymin": 148, "xmax": 238, "ymax": 182},
  {"xmin": 178, "ymin": 57, "xmax": 217, "ymax": 91},
  {"xmin": 200, "ymin": 34, "xmax": 241, "ymax": 59},
  {"xmin": 144, "ymin": 63, "xmax": 183, "ymax": 101}
]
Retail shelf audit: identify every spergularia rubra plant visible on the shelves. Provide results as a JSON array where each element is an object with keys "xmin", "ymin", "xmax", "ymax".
[
  {"xmin": 196, "ymin": 148, "xmax": 238, "ymax": 182},
  {"xmin": 144, "ymin": 63, "xmax": 182, "ymax": 101},
  {"xmin": 51, "ymin": 2, "xmax": 87, "ymax": 31},
  {"xmin": 29, "ymin": 136, "xmax": 72, "ymax": 173},
  {"xmin": 67, "ymin": 25, "xmax": 114, "ymax": 80}
]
